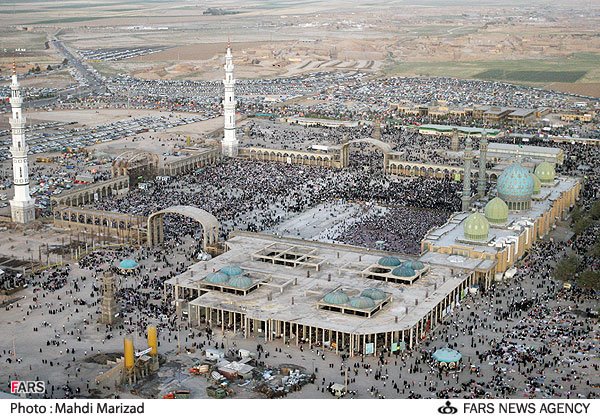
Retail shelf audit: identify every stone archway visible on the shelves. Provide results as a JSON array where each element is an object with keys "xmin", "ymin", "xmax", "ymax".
[
  {"xmin": 342, "ymin": 137, "xmax": 393, "ymax": 171},
  {"xmin": 147, "ymin": 205, "xmax": 220, "ymax": 251}
]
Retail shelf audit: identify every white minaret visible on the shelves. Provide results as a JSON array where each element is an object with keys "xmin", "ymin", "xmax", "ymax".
[
  {"xmin": 8, "ymin": 63, "xmax": 35, "ymax": 224},
  {"xmin": 221, "ymin": 42, "xmax": 238, "ymax": 157}
]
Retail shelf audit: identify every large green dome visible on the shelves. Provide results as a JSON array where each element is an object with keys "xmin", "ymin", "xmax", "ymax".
[
  {"xmin": 349, "ymin": 296, "xmax": 375, "ymax": 309},
  {"xmin": 534, "ymin": 162, "xmax": 555, "ymax": 183},
  {"xmin": 464, "ymin": 212, "xmax": 489, "ymax": 241},
  {"xmin": 496, "ymin": 162, "xmax": 534, "ymax": 210},
  {"xmin": 220, "ymin": 265, "xmax": 244, "ymax": 276},
  {"xmin": 323, "ymin": 290, "xmax": 350, "ymax": 305},
  {"xmin": 227, "ymin": 275, "xmax": 253, "ymax": 289},
  {"xmin": 392, "ymin": 264, "xmax": 416, "ymax": 277},
  {"xmin": 205, "ymin": 271, "xmax": 229, "ymax": 284},
  {"xmin": 360, "ymin": 288, "xmax": 386, "ymax": 300},
  {"xmin": 484, "ymin": 197, "xmax": 508, "ymax": 224},
  {"xmin": 378, "ymin": 256, "xmax": 402, "ymax": 267}
]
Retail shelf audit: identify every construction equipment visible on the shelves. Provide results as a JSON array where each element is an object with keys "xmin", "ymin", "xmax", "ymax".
[
  {"xmin": 162, "ymin": 390, "xmax": 191, "ymax": 399},
  {"xmin": 189, "ymin": 364, "xmax": 209, "ymax": 375}
]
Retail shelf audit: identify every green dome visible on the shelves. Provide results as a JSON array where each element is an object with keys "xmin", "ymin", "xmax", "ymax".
[
  {"xmin": 464, "ymin": 212, "xmax": 489, "ymax": 241},
  {"xmin": 323, "ymin": 290, "xmax": 350, "ymax": 305},
  {"xmin": 392, "ymin": 264, "xmax": 416, "ymax": 277},
  {"xmin": 360, "ymin": 288, "xmax": 386, "ymax": 300},
  {"xmin": 484, "ymin": 197, "xmax": 508, "ymax": 224},
  {"xmin": 378, "ymin": 256, "xmax": 402, "ymax": 267},
  {"xmin": 405, "ymin": 260, "xmax": 425, "ymax": 270},
  {"xmin": 220, "ymin": 265, "xmax": 244, "ymax": 276},
  {"xmin": 497, "ymin": 162, "xmax": 534, "ymax": 203},
  {"xmin": 349, "ymin": 296, "xmax": 375, "ymax": 309},
  {"xmin": 531, "ymin": 173, "xmax": 541, "ymax": 194},
  {"xmin": 205, "ymin": 272, "xmax": 229, "ymax": 284},
  {"xmin": 227, "ymin": 275, "xmax": 253, "ymax": 289},
  {"xmin": 534, "ymin": 162, "xmax": 555, "ymax": 183}
]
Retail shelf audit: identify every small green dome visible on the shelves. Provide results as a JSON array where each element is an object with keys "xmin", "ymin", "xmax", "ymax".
[
  {"xmin": 205, "ymin": 272, "xmax": 229, "ymax": 284},
  {"xmin": 404, "ymin": 260, "xmax": 425, "ymax": 270},
  {"xmin": 392, "ymin": 264, "xmax": 416, "ymax": 277},
  {"xmin": 378, "ymin": 256, "xmax": 402, "ymax": 267},
  {"xmin": 360, "ymin": 288, "xmax": 386, "ymax": 300},
  {"xmin": 227, "ymin": 275, "xmax": 253, "ymax": 289},
  {"xmin": 484, "ymin": 197, "xmax": 508, "ymax": 224},
  {"xmin": 531, "ymin": 173, "xmax": 541, "ymax": 194},
  {"xmin": 220, "ymin": 265, "xmax": 244, "ymax": 276},
  {"xmin": 349, "ymin": 296, "xmax": 375, "ymax": 309},
  {"xmin": 534, "ymin": 162, "xmax": 555, "ymax": 183},
  {"xmin": 323, "ymin": 290, "xmax": 350, "ymax": 305},
  {"xmin": 464, "ymin": 212, "xmax": 489, "ymax": 241}
]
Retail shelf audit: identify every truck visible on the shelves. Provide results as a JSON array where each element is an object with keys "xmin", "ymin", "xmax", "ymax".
[{"xmin": 206, "ymin": 386, "xmax": 228, "ymax": 399}]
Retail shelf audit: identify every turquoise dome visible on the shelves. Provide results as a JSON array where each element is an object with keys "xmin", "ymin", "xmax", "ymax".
[
  {"xmin": 392, "ymin": 264, "xmax": 416, "ymax": 277},
  {"xmin": 227, "ymin": 275, "xmax": 253, "ymax": 289},
  {"xmin": 220, "ymin": 265, "xmax": 244, "ymax": 276},
  {"xmin": 405, "ymin": 260, "xmax": 425, "ymax": 270},
  {"xmin": 349, "ymin": 296, "xmax": 375, "ymax": 309},
  {"xmin": 432, "ymin": 348, "xmax": 462, "ymax": 363},
  {"xmin": 360, "ymin": 288, "xmax": 386, "ymax": 300},
  {"xmin": 497, "ymin": 162, "xmax": 534, "ymax": 210},
  {"xmin": 205, "ymin": 272, "xmax": 229, "ymax": 284},
  {"xmin": 323, "ymin": 291, "xmax": 350, "ymax": 305},
  {"xmin": 119, "ymin": 259, "xmax": 139, "ymax": 269},
  {"xmin": 378, "ymin": 256, "xmax": 401, "ymax": 267}
]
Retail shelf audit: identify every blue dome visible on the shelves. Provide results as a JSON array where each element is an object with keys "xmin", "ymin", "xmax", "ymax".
[
  {"xmin": 392, "ymin": 264, "xmax": 416, "ymax": 277},
  {"xmin": 220, "ymin": 265, "xmax": 244, "ymax": 276},
  {"xmin": 378, "ymin": 256, "xmax": 401, "ymax": 267},
  {"xmin": 405, "ymin": 260, "xmax": 425, "ymax": 270},
  {"xmin": 227, "ymin": 275, "xmax": 253, "ymax": 289},
  {"xmin": 432, "ymin": 348, "xmax": 462, "ymax": 363},
  {"xmin": 497, "ymin": 163, "xmax": 534, "ymax": 200},
  {"xmin": 119, "ymin": 259, "xmax": 139, "ymax": 269},
  {"xmin": 361, "ymin": 288, "xmax": 386, "ymax": 300},
  {"xmin": 349, "ymin": 296, "xmax": 375, "ymax": 309},
  {"xmin": 205, "ymin": 272, "xmax": 229, "ymax": 284},
  {"xmin": 323, "ymin": 291, "xmax": 350, "ymax": 305}
]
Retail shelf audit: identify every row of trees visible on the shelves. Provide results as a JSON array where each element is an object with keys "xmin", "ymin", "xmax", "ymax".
[{"xmin": 555, "ymin": 200, "xmax": 600, "ymax": 290}]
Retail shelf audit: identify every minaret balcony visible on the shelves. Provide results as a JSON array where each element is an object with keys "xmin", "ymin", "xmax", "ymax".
[{"xmin": 9, "ymin": 116, "xmax": 26, "ymax": 126}]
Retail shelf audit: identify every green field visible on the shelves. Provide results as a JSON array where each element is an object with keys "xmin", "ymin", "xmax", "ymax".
[
  {"xmin": 475, "ymin": 69, "xmax": 586, "ymax": 83},
  {"xmin": 384, "ymin": 53, "xmax": 600, "ymax": 86}
]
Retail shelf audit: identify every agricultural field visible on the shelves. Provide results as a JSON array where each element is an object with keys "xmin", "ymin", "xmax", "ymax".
[{"xmin": 474, "ymin": 70, "xmax": 587, "ymax": 83}]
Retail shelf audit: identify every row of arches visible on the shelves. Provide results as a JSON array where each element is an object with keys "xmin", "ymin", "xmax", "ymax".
[
  {"xmin": 161, "ymin": 150, "xmax": 220, "ymax": 176},
  {"xmin": 51, "ymin": 176, "xmax": 129, "ymax": 207},
  {"xmin": 387, "ymin": 162, "xmax": 499, "ymax": 181},
  {"xmin": 241, "ymin": 148, "xmax": 339, "ymax": 168}
]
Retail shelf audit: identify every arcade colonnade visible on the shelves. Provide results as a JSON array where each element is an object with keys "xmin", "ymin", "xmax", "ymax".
[
  {"xmin": 161, "ymin": 149, "xmax": 221, "ymax": 176},
  {"xmin": 51, "ymin": 176, "xmax": 129, "ymax": 207},
  {"xmin": 173, "ymin": 271, "xmax": 478, "ymax": 356}
]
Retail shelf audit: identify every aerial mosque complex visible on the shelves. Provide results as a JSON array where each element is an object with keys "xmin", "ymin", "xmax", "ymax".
[
  {"xmin": 161, "ymin": 46, "xmax": 581, "ymax": 356},
  {"xmin": 5, "ymin": 46, "xmax": 581, "ymax": 357}
]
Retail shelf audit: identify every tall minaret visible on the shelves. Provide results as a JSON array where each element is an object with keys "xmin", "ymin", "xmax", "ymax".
[
  {"xmin": 461, "ymin": 135, "xmax": 473, "ymax": 212},
  {"xmin": 221, "ymin": 42, "xmax": 238, "ymax": 157},
  {"xmin": 8, "ymin": 63, "xmax": 35, "ymax": 224},
  {"xmin": 477, "ymin": 132, "xmax": 488, "ymax": 198}
]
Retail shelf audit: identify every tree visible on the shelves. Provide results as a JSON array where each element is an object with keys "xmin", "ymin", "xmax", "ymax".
[
  {"xmin": 589, "ymin": 200, "xmax": 600, "ymax": 221},
  {"xmin": 573, "ymin": 216, "xmax": 593, "ymax": 235},
  {"xmin": 47, "ymin": 64, "xmax": 53, "ymax": 71},
  {"xmin": 577, "ymin": 270, "xmax": 600, "ymax": 291},
  {"xmin": 554, "ymin": 253, "xmax": 580, "ymax": 283},
  {"xmin": 62, "ymin": 58, "xmax": 68, "ymax": 65}
]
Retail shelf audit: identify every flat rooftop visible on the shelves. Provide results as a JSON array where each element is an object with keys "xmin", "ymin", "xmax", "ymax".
[{"xmin": 167, "ymin": 232, "xmax": 471, "ymax": 334}]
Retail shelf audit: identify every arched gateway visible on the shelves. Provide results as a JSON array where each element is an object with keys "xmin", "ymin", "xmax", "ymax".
[
  {"xmin": 147, "ymin": 205, "xmax": 220, "ymax": 250},
  {"xmin": 341, "ymin": 137, "xmax": 393, "ymax": 170}
]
